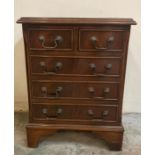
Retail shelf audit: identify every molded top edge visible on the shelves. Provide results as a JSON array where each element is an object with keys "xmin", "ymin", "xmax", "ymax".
[{"xmin": 17, "ymin": 17, "xmax": 137, "ymax": 25}]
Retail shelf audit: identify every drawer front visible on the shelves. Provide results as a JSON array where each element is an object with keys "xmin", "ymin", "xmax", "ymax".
[
  {"xmin": 30, "ymin": 56, "xmax": 121, "ymax": 77},
  {"xmin": 31, "ymin": 104, "xmax": 118, "ymax": 125},
  {"xmin": 29, "ymin": 29, "xmax": 73, "ymax": 50},
  {"xmin": 31, "ymin": 81, "xmax": 119, "ymax": 101},
  {"xmin": 79, "ymin": 29, "xmax": 125, "ymax": 51}
]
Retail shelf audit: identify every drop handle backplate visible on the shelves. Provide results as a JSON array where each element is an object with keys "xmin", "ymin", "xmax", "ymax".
[
  {"xmin": 90, "ymin": 36, "xmax": 115, "ymax": 50},
  {"xmin": 88, "ymin": 87, "xmax": 110, "ymax": 99},
  {"xmin": 88, "ymin": 87, "xmax": 95, "ymax": 93},
  {"xmin": 103, "ymin": 110, "xmax": 109, "ymax": 116},
  {"xmin": 39, "ymin": 61, "xmax": 63, "ymax": 74},
  {"xmin": 41, "ymin": 86, "xmax": 63, "ymax": 97},
  {"xmin": 42, "ymin": 108, "xmax": 63, "ymax": 118},
  {"xmin": 89, "ymin": 63, "xmax": 105, "ymax": 77},
  {"xmin": 41, "ymin": 86, "xmax": 47, "ymax": 96},
  {"xmin": 39, "ymin": 35, "xmax": 63, "ymax": 49},
  {"xmin": 88, "ymin": 87, "xmax": 96, "ymax": 98},
  {"xmin": 105, "ymin": 63, "xmax": 112, "ymax": 70},
  {"xmin": 42, "ymin": 108, "xmax": 48, "ymax": 114},
  {"xmin": 90, "ymin": 63, "xmax": 96, "ymax": 71},
  {"xmin": 89, "ymin": 63, "xmax": 112, "ymax": 71},
  {"xmin": 87, "ymin": 109, "xmax": 109, "ymax": 119},
  {"xmin": 55, "ymin": 86, "xmax": 63, "ymax": 97},
  {"xmin": 103, "ymin": 88, "xmax": 110, "ymax": 94},
  {"xmin": 54, "ymin": 62, "xmax": 63, "ymax": 71},
  {"xmin": 89, "ymin": 63, "xmax": 112, "ymax": 77},
  {"xmin": 39, "ymin": 61, "xmax": 56, "ymax": 74}
]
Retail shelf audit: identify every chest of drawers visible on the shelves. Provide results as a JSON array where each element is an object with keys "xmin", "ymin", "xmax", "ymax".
[{"xmin": 17, "ymin": 17, "xmax": 136, "ymax": 150}]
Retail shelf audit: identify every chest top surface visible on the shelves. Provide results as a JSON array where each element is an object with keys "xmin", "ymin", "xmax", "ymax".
[{"xmin": 17, "ymin": 17, "xmax": 136, "ymax": 25}]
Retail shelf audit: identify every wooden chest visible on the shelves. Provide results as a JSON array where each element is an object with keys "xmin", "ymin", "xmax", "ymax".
[{"xmin": 17, "ymin": 17, "xmax": 136, "ymax": 150}]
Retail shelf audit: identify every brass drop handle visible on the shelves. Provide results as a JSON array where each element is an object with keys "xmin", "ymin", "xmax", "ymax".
[
  {"xmin": 88, "ymin": 109, "xmax": 109, "ymax": 119},
  {"xmin": 42, "ymin": 108, "xmax": 63, "ymax": 118},
  {"xmin": 39, "ymin": 35, "xmax": 63, "ymax": 49},
  {"xmin": 89, "ymin": 63, "xmax": 105, "ymax": 77},
  {"xmin": 90, "ymin": 36, "xmax": 115, "ymax": 50},
  {"xmin": 41, "ymin": 86, "xmax": 63, "ymax": 97},
  {"xmin": 88, "ymin": 87, "xmax": 110, "ymax": 99},
  {"xmin": 39, "ymin": 61, "xmax": 56, "ymax": 75},
  {"xmin": 89, "ymin": 63, "xmax": 112, "ymax": 76},
  {"xmin": 40, "ymin": 61, "xmax": 63, "ymax": 74}
]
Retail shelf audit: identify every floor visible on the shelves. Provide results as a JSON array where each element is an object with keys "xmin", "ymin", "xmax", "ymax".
[{"xmin": 15, "ymin": 112, "xmax": 141, "ymax": 155}]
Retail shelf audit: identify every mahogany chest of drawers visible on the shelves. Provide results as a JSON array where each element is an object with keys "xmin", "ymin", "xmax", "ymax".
[{"xmin": 17, "ymin": 17, "xmax": 136, "ymax": 150}]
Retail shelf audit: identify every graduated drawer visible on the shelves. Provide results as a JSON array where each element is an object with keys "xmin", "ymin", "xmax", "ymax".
[
  {"xmin": 28, "ymin": 28, "xmax": 73, "ymax": 50},
  {"xmin": 31, "ymin": 81, "xmax": 119, "ymax": 101},
  {"xmin": 30, "ymin": 56, "xmax": 121, "ymax": 77},
  {"xmin": 31, "ymin": 104, "xmax": 119, "ymax": 125},
  {"xmin": 79, "ymin": 29, "xmax": 126, "ymax": 52}
]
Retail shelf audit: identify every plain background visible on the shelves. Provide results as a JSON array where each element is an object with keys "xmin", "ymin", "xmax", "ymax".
[{"xmin": 14, "ymin": 0, "xmax": 141, "ymax": 112}]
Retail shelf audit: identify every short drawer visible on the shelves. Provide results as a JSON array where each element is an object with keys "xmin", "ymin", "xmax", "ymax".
[
  {"xmin": 30, "ymin": 56, "xmax": 121, "ymax": 77},
  {"xmin": 31, "ymin": 104, "xmax": 119, "ymax": 125},
  {"xmin": 31, "ymin": 81, "xmax": 119, "ymax": 101},
  {"xmin": 28, "ymin": 29, "xmax": 73, "ymax": 50},
  {"xmin": 79, "ymin": 29, "xmax": 125, "ymax": 51}
]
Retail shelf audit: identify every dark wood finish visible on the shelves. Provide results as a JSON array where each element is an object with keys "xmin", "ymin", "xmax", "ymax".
[
  {"xmin": 26, "ymin": 124, "xmax": 124, "ymax": 150},
  {"xmin": 79, "ymin": 29, "xmax": 125, "ymax": 51},
  {"xmin": 94, "ymin": 130, "xmax": 124, "ymax": 150},
  {"xmin": 30, "ymin": 56, "xmax": 122, "ymax": 76},
  {"xmin": 31, "ymin": 104, "xmax": 118, "ymax": 125},
  {"xmin": 17, "ymin": 17, "xmax": 136, "ymax": 150},
  {"xmin": 26, "ymin": 125, "xmax": 57, "ymax": 147},
  {"xmin": 31, "ymin": 81, "xmax": 119, "ymax": 100},
  {"xmin": 29, "ymin": 28, "xmax": 73, "ymax": 50}
]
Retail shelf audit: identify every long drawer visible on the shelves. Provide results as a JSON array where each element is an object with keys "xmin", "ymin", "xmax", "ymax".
[
  {"xmin": 31, "ymin": 81, "xmax": 120, "ymax": 101},
  {"xmin": 31, "ymin": 104, "xmax": 119, "ymax": 125},
  {"xmin": 30, "ymin": 56, "xmax": 122, "ymax": 77}
]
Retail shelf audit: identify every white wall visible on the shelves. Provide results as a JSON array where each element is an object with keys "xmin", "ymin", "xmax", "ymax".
[{"xmin": 14, "ymin": 0, "xmax": 141, "ymax": 112}]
